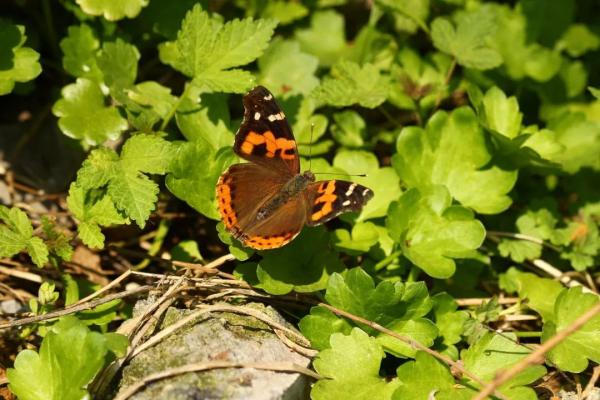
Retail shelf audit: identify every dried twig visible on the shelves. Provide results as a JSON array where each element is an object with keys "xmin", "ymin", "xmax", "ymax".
[
  {"xmin": 0, "ymin": 285, "xmax": 152, "ymax": 330},
  {"xmin": 582, "ymin": 365, "xmax": 600, "ymax": 399},
  {"xmin": 455, "ymin": 297, "xmax": 519, "ymax": 306},
  {"xmin": 473, "ymin": 301, "xmax": 600, "ymax": 400},
  {"xmin": 0, "ymin": 264, "xmax": 42, "ymax": 283},
  {"xmin": 114, "ymin": 361, "xmax": 320, "ymax": 400}
]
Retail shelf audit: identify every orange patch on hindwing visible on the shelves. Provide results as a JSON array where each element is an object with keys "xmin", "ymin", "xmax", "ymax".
[
  {"xmin": 216, "ymin": 174, "xmax": 238, "ymax": 230},
  {"xmin": 244, "ymin": 231, "xmax": 297, "ymax": 250},
  {"xmin": 240, "ymin": 131, "xmax": 295, "ymax": 160},
  {"xmin": 311, "ymin": 180, "xmax": 337, "ymax": 221}
]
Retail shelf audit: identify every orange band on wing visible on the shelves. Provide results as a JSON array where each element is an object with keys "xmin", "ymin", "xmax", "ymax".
[
  {"xmin": 243, "ymin": 231, "xmax": 297, "ymax": 250},
  {"xmin": 216, "ymin": 174, "xmax": 238, "ymax": 230},
  {"xmin": 311, "ymin": 180, "xmax": 337, "ymax": 221},
  {"xmin": 240, "ymin": 131, "xmax": 296, "ymax": 160}
]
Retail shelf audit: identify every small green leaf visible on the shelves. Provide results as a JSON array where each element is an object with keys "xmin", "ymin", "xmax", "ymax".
[
  {"xmin": 558, "ymin": 24, "xmax": 600, "ymax": 57},
  {"xmin": 52, "ymin": 78, "xmax": 128, "ymax": 145},
  {"xmin": 258, "ymin": 38, "xmax": 319, "ymax": 96},
  {"xmin": 499, "ymin": 267, "xmax": 563, "ymax": 322},
  {"xmin": 462, "ymin": 332, "xmax": 547, "ymax": 399},
  {"xmin": 332, "ymin": 221, "xmax": 379, "ymax": 255},
  {"xmin": 394, "ymin": 352, "xmax": 473, "ymax": 400},
  {"xmin": 548, "ymin": 112, "xmax": 600, "ymax": 173},
  {"xmin": 330, "ymin": 111, "xmax": 367, "ymax": 148},
  {"xmin": 97, "ymin": 39, "xmax": 140, "ymax": 95},
  {"xmin": 175, "ymin": 92, "xmax": 233, "ymax": 149},
  {"xmin": 481, "ymin": 87, "xmax": 522, "ymax": 139},
  {"xmin": 431, "ymin": 8, "xmax": 502, "ymax": 70},
  {"xmin": 313, "ymin": 60, "xmax": 388, "ymax": 108},
  {"xmin": 26, "ymin": 237, "xmax": 49, "ymax": 268},
  {"xmin": 386, "ymin": 186, "xmax": 486, "ymax": 278},
  {"xmin": 260, "ymin": 1, "xmax": 308, "ymax": 25},
  {"xmin": 76, "ymin": 0, "xmax": 149, "ymax": 21},
  {"xmin": 432, "ymin": 293, "xmax": 469, "ymax": 348},
  {"xmin": 347, "ymin": 26, "xmax": 398, "ymax": 70},
  {"xmin": 7, "ymin": 316, "xmax": 116, "ymax": 400},
  {"xmin": 542, "ymin": 287, "xmax": 600, "ymax": 372},
  {"xmin": 0, "ymin": 21, "xmax": 41, "ymax": 95},
  {"xmin": 296, "ymin": 11, "xmax": 347, "ymax": 67},
  {"xmin": 393, "ymin": 107, "xmax": 517, "ymax": 214},
  {"xmin": 41, "ymin": 217, "xmax": 73, "ymax": 262},
  {"xmin": 59, "ymin": 24, "xmax": 101, "ymax": 80},
  {"xmin": 0, "ymin": 206, "xmax": 47, "ymax": 266},
  {"xmin": 312, "ymin": 328, "xmax": 400, "ymax": 400}
]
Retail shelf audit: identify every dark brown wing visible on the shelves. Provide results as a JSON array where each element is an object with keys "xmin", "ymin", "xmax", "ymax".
[
  {"xmin": 240, "ymin": 195, "xmax": 307, "ymax": 250},
  {"xmin": 305, "ymin": 180, "xmax": 374, "ymax": 226},
  {"xmin": 233, "ymin": 86, "xmax": 300, "ymax": 176},
  {"xmin": 216, "ymin": 163, "xmax": 288, "ymax": 240}
]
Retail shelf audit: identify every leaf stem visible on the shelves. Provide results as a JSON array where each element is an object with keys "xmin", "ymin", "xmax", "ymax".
[
  {"xmin": 160, "ymin": 82, "xmax": 192, "ymax": 131},
  {"xmin": 373, "ymin": 250, "xmax": 401, "ymax": 271}
]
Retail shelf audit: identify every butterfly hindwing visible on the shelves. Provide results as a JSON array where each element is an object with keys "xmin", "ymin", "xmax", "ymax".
[
  {"xmin": 233, "ymin": 86, "xmax": 300, "ymax": 175},
  {"xmin": 305, "ymin": 180, "xmax": 374, "ymax": 226}
]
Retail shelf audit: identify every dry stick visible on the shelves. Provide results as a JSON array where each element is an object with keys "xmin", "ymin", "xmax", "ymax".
[
  {"xmin": 486, "ymin": 231, "xmax": 561, "ymax": 252},
  {"xmin": 114, "ymin": 361, "xmax": 320, "ymax": 400},
  {"xmin": 0, "ymin": 264, "xmax": 42, "ymax": 283},
  {"xmin": 581, "ymin": 365, "xmax": 600, "ymax": 399},
  {"xmin": 317, "ymin": 303, "xmax": 509, "ymax": 400},
  {"xmin": 473, "ymin": 301, "xmax": 600, "ymax": 400},
  {"xmin": 456, "ymin": 297, "xmax": 519, "ymax": 306},
  {"xmin": 530, "ymin": 259, "xmax": 596, "ymax": 295},
  {"xmin": 274, "ymin": 328, "xmax": 318, "ymax": 358},
  {"xmin": 0, "ymin": 285, "xmax": 153, "ymax": 330},
  {"xmin": 73, "ymin": 270, "xmax": 132, "ymax": 306}
]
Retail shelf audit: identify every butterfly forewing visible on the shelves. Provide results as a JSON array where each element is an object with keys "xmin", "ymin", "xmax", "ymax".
[
  {"xmin": 233, "ymin": 86, "xmax": 300, "ymax": 175},
  {"xmin": 305, "ymin": 180, "xmax": 374, "ymax": 226}
]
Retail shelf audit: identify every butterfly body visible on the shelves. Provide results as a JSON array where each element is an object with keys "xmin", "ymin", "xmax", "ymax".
[{"xmin": 216, "ymin": 86, "xmax": 373, "ymax": 250}]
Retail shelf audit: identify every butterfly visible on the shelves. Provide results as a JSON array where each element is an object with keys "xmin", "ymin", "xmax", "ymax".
[{"xmin": 216, "ymin": 86, "xmax": 373, "ymax": 250}]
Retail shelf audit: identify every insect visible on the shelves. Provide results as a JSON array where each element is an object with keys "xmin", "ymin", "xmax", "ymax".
[{"xmin": 216, "ymin": 86, "xmax": 374, "ymax": 250}]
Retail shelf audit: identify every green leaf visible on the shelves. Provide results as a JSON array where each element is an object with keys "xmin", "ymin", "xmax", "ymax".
[
  {"xmin": 548, "ymin": 112, "xmax": 600, "ymax": 173},
  {"xmin": 432, "ymin": 293, "xmax": 469, "ymax": 348},
  {"xmin": 166, "ymin": 142, "xmax": 236, "ymax": 220},
  {"xmin": 394, "ymin": 352, "xmax": 473, "ymax": 400},
  {"xmin": 431, "ymin": 8, "xmax": 502, "ymax": 70},
  {"xmin": 386, "ymin": 186, "xmax": 486, "ymax": 278},
  {"xmin": 97, "ymin": 39, "xmax": 140, "ymax": 94},
  {"xmin": 332, "ymin": 222, "xmax": 379, "ymax": 255},
  {"xmin": 260, "ymin": 1, "xmax": 308, "ymax": 25},
  {"xmin": 0, "ymin": 206, "xmax": 48, "ymax": 267},
  {"xmin": 59, "ymin": 24, "xmax": 102, "ymax": 80},
  {"xmin": 558, "ymin": 24, "xmax": 600, "ymax": 57},
  {"xmin": 542, "ymin": 287, "xmax": 600, "ymax": 372},
  {"xmin": 301, "ymin": 268, "xmax": 437, "ymax": 357},
  {"xmin": 375, "ymin": 0, "xmax": 429, "ymax": 34},
  {"xmin": 7, "ymin": 316, "xmax": 114, "ymax": 400},
  {"xmin": 52, "ymin": 78, "xmax": 128, "ymax": 145},
  {"xmin": 159, "ymin": 5, "xmax": 276, "ymax": 92},
  {"xmin": 393, "ymin": 107, "xmax": 517, "ymax": 214},
  {"xmin": 313, "ymin": 60, "xmax": 388, "ymax": 108},
  {"xmin": 0, "ymin": 21, "xmax": 41, "ymax": 95},
  {"xmin": 333, "ymin": 150, "xmax": 401, "ymax": 221},
  {"xmin": 347, "ymin": 26, "xmax": 398, "ymax": 70},
  {"xmin": 499, "ymin": 267, "xmax": 563, "ymax": 322},
  {"xmin": 73, "ymin": 134, "xmax": 176, "ymax": 227},
  {"xmin": 175, "ymin": 92, "xmax": 233, "ymax": 149},
  {"xmin": 75, "ymin": 0, "xmax": 149, "ymax": 21},
  {"xmin": 125, "ymin": 81, "xmax": 177, "ymax": 131},
  {"xmin": 258, "ymin": 38, "xmax": 319, "ymax": 96},
  {"xmin": 312, "ymin": 328, "xmax": 400, "ymax": 400},
  {"xmin": 41, "ymin": 217, "xmax": 73, "ymax": 262},
  {"xmin": 330, "ymin": 111, "xmax": 367, "ymax": 148},
  {"xmin": 296, "ymin": 11, "xmax": 347, "ymax": 67},
  {"xmin": 462, "ymin": 333, "xmax": 546, "ymax": 400},
  {"xmin": 67, "ymin": 184, "xmax": 128, "ymax": 248},
  {"xmin": 255, "ymin": 227, "xmax": 345, "ymax": 295},
  {"xmin": 480, "ymin": 86, "xmax": 522, "ymax": 139}
]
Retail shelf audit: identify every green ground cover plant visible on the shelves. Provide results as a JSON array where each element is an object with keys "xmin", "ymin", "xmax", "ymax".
[{"xmin": 0, "ymin": 0, "xmax": 599, "ymax": 399}]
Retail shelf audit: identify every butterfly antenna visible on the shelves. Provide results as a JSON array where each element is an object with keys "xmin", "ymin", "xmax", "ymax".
[
  {"xmin": 312, "ymin": 172, "xmax": 368, "ymax": 177},
  {"xmin": 308, "ymin": 123, "xmax": 314, "ymax": 171}
]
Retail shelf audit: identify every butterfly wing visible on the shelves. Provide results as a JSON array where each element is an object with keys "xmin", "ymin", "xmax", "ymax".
[
  {"xmin": 216, "ymin": 163, "xmax": 288, "ymax": 240},
  {"xmin": 305, "ymin": 180, "xmax": 374, "ymax": 226},
  {"xmin": 240, "ymin": 195, "xmax": 307, "ymax": 250},
  {"xmin": 234, "ymin": 86, "xmax": 300, "ymax": 176}
]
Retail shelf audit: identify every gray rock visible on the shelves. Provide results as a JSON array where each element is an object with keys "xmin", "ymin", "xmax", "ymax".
[{"xmin": 112, "ymin": 302, "xmax": 312, "ymax": 400}]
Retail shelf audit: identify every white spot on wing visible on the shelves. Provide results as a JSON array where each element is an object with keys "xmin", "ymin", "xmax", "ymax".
[
  {"xmin": 267, "ymin": 112, "xmax": 285, "ymax": 122},
  {"xmin": 345, "ymin": 183, "xmax": 357, "ymax": 196},
  {"xmin": 264, "ymin": 94, "xmax": 273, "ymax": 100},
  {"xmin": 342, "ymin": 200, "xmax": 351, "ymax": 206},
  {"xmin": 362, "ymin": 188, "xmax": 370, "ymax": 196},
  {"xmin": 254, "ymin": 112, "xmax": 260, "ymax": 120}
]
